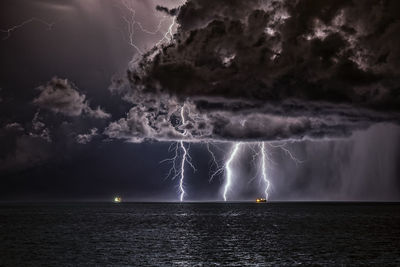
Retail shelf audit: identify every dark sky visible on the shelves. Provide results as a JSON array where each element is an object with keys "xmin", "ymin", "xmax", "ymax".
[{"xmin": 1, "ymin": 0, "xmax": 399, "ymax": 202}]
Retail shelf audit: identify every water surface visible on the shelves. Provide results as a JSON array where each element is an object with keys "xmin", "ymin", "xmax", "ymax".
[{"xmin": 1, "ymin": 202, "xmax": 399, "ymax": 266}]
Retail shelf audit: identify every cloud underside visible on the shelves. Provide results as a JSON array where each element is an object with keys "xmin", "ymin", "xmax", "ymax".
[
  {"xmin": 103, "ymin": 96, "xmax": 398, "ymax": 143},
  {"xmin": 106, "ymin": 0, "xmax": 400, "ymax": 142}
]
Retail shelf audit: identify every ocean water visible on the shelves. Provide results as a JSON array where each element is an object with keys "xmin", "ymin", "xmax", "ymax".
[{"xmin": 1, "ymin": 202, "xmax": 399, "ymax": 266}]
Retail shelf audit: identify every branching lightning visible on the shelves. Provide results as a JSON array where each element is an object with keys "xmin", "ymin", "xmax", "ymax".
[
  {"xmin": 176, "ymin": 141, "xmax": 196, "ymax": 201},
  {"xmin": 1, "ymin": 17, "xmax": 54, "ymax": 40},
  {"xmin": 120, "ymin": 0, "xmax": 193, "ymax": 201},
  {"xmin": 268, "ymin": 142, "xmax": 303, "ymax": 165},
  {"xmin": 154, "ymin": 16, "xmax": 176, "ymax": 47},
  {"xmin": 260, "ymin": 142, "xmax": 270, "ymax": 200},
  {"xmin": 160, "ymin": 104, "xmax": 195, "ymax": 202},
  {"xmin": 223, "ymin": 143, "xmax": 241, "ymax": 201},
  {"xmin": 162, "ymin": 137, "xmax": 302, "ymax": 202},
  {"xmin": 117, "ymin": 1, "xmax": 303, "ymax": 202},
  {"xmin": 178, "ymin": 141, "xmax": 188, "ymax": 201},
  {"xmin": 120, "ymin": 0, "xmax": 166, "ymax": 55},
  {"xmin": 119, "ymin": 0, "xmax": 183, "ymax": 58},
  {"xmin": 1, "ymin": 1, "xmax": 305, "ymax": 204},
  {"xmin": 160, "ymin": 142, "xmax": 181, "ymax": 180},
  {"xmin": 176, "ymin": 104, "xmax": 196, "ymax": 201},
  {"xmin": 206, "ymin": 143, "xmax": 219, "ymax": 169},
  {"xmin": 205, "ymin": 141, "xmax": 302, "ymax": 202},
  {"xmin": 207, "ymin": 143, "xmax": 225, "ymax": 182}
]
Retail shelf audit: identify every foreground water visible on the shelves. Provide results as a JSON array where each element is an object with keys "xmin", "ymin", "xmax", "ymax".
[{"xmin": 1, "ymin": 202, "xmax": 399, "ymax": 266}]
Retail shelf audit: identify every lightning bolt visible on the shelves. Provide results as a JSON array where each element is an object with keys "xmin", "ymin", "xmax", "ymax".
[
  {"xmin": 207, "ymin": 143, "xmax": 225, "ymax": 182},
  {"xmin": 223, "ymin": 142, "xmax": 241, "ymax": 201},
  {"xmin": 260, "ymin": 142, "xmax": 270, "ymax": 200},
  {"xmin": 162, "ymin": 139, "xmax": 301, "ymax": 201},
  {"xmin": 154, "ymin": 16, "xmax": 176, "ymax": 47},
  {"xmin": 120, "ymin": 0, "xmax": 166, "ymax": 55},
  {"xmin": 160, "ymin": 104, "xmax": 195, "ymax": 202},
  {"xmin": 119, "ymin": 0, "xmax": 194, "ymax": 201},
  {"xmin": 1, "ymin": 17, "xmax": 54, "ymax": 40},
  {"xmin": 119, "ymin": 0, "xmax": 183, "ymax": 58},
  {"xmin": 256, "ymin": 142, "xmax": 302, "ymax": 200},
  {"xmin": 268, "ymin": 142, "xmax": 303, "ymax": 165},
  {"xmin": 159, "ymin": 141, "xmax": 195, "ymax": 202},
  {"xmin": 179, "ymin": 141, "xmax": 187, "ymax": 201},
  {"xmin": 246, "ymin": 143, "xmax": 262, "ymax": 185},
  {"xmin": 206, "ymin": 143, "xmax": 219, "ymax": 169},
  {"xmin": 177, "ymin": 104, "xmax": 196, "ymax": 201},
  {"xmin": 159, "ymin": 142, "xmax": 180, "ymax": 180}
]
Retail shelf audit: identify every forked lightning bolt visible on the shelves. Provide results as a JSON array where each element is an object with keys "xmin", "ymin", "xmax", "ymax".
[
  {"xmin": 179, "ymin": 141, "xmax": 187, "ymax": 201},
  {"xmin": 1, "ymin": 17, "xmax": 54, "ymax": 40},
  {"xmin": 223, "ymin": 143, "xmax": 241, "ymax": 201},
  {"xmin": 117, "ymin": 1, "xmax": 301, "ymax": 202},
  {"xmin": 119, "ymin": 0, "xmax": 183, "ymax": 56},
  {"xmin": 260, "ymin": 142, "xmax": 270, "ymax": 200},
  {"xmin": 207, "ymin": 143, "xmax": 224, "ymax": 182},
  {"xmin": 268, "ymin": 142, "xmax": 303, "ymax": 165},
  {"xmin": 177, "ymin": 104, "xmax": 195, "ymax": 201},
  {"xmin": 160, "ymin": 104, "xmax": 195, "ymax": 202}
]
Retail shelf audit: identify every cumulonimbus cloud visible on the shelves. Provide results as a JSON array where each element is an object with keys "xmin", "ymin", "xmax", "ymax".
[{"xmin": 105, "ymin": 0, "xmax": 400, "ymax": 143}]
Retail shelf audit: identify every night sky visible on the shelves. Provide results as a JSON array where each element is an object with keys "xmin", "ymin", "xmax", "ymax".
[{"xmin": 1, "ymin": 0, "xmax": 400, "ymax": 202}]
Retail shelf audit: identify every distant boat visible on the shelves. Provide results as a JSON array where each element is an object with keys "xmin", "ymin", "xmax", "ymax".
[
  {"xmin": 256, "ymin": 198, "xmax": 267, "ymax": 203},
  {"xmin": 114, "ymin": 196, "xmax": 122, "ymax": 203}
]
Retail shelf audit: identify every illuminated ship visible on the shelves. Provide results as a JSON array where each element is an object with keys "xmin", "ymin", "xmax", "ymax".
[
  {"xmin": 114, "ymin": 196, "xmax": 122, "ymax": 203},
  {"xmin": 256, "ymin": 198, "xmax": 267, "ymax": 203}
]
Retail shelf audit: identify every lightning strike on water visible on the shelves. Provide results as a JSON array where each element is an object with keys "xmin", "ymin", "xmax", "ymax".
[
  {"xmin": 159, "ymin": 141, "xmax": 195, "ymax": 202},
  {"xmin": 117, "ymin": 0, "xmax": 303, "ymax": 202},
  {"xmin": 1, "ymin": 17, "xmax": 54, "ymax": 40},
  {"xmin": 160, "ymin": 104, "xmax": 195, "ymax": 202},
  {"xmin": 163, "ymin": 139, "xmax": 301, "ymax": 202},
  {"xmin": 260, "ymin": 142, "xmax": 270, "ymax": 200},
  {"xmin": 223, "ymin": 143, "xmax": 241, "ymax": 201},
  {"xmin": 119, "ymin": 1, "xmax": 193, "ymax": 201},
  {"xmin": 179, "ymin": 141, "xmax": 187, "ymax": 201},
  {"xmin": 178, "ymin": 104, "xmax": 189, "ymax": 201}
]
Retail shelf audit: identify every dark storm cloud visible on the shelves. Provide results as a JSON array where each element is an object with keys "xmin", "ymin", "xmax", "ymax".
[
  {"xmin": 1, "ymin": 76, "xmax": 112, "ymax": 172},
  {"xmin": 155, "ymin": 5, "xmax": 178, "ymax": 16},
  {"xmin": 105, "ymin": 0, "xmax": 400, "ymax": 142},
  {"xmin": 0, "ymin": 119, "xmax": 51, "ymax": 172},
  {"xmin": 33, "ymin": 77, "xmax": 111, "ymax": 119},
  {"xmin": 0, "ymin": 110, "xmax": 105, "ymax": 172}
]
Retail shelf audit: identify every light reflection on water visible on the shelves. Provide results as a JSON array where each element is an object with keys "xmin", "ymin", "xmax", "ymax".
[{"xmin": 0, "ymin": 202, "xmax": 399, "ymax": 266}]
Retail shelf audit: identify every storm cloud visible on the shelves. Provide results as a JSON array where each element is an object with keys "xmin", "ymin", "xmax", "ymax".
[
  {"xmin": 34, "ymin": 77, "xmax": 111, "ymax": 119},
  {"xmin": 0, "ymin": 118, "xmax": 51, "ymax": 172},
  {"xmin": 106, "ymin": 0, "xmax": 400, "ymax": 142}
]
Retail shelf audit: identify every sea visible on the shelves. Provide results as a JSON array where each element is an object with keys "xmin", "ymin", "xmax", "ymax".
[{"xmin": 1, "ymin": 202, "xmax": 399, "ymax": 266}]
